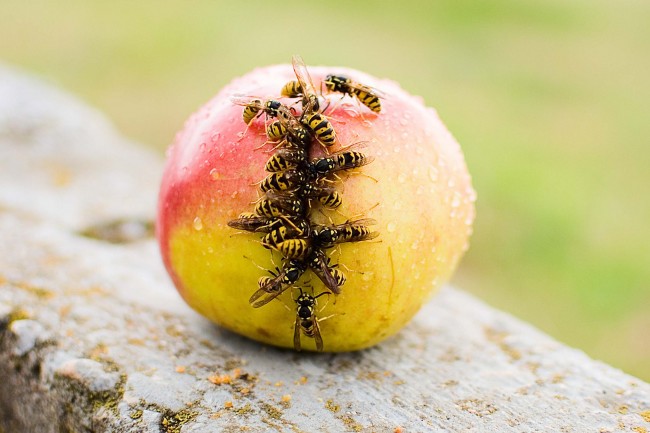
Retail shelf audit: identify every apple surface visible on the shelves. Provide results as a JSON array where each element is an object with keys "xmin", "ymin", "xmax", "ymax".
[{"xmin": 157, "ymin": 63, "xmax": 475, "ymax": 352}]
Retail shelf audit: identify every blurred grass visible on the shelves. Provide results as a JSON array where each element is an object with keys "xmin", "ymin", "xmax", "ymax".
[{"xmin": 1, "ymin": 0, "xmax": 648, "ymax": 380}]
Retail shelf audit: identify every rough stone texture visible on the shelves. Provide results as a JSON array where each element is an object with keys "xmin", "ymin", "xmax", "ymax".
[{"xmin": 0, "ymin": 63, "xmax": 649, "ymax": 433}]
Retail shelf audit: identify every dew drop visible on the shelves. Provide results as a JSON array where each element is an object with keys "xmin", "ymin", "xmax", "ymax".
[
  {"xmin": 451, "ymin": 194, "xmax": 461, "ymax": 208},
  {"xmin": 209, "ymin": 168, "xmax": 220, "ymax": 180},
  {"xmin": 387, "ymin": 222, "xmax": 397, "ymax": 233},
  {"xmin": 393, "ymin": 146, "xmax": 401, "ymax": 154},
  {"xmin": 447, "ymin": 178, "xmax": 456, "ymax": 188},
  {"xmin": 193, "ymin": 217, "xmax": 203, "ymax": 231},
  {"xmin": 397, "ymin": 173, "xmax": 407, "ymax": 184},
  {"xmin": 467, "ymin": 187, "xmax": 478, "ymax": 202},
  {"xmin": 400, "ymin": 131, "xmax": 409, "ymax": 140},
  {"xmin": 399, "ymin": 118, "xmax": 408, "ymax": 126},
  {"xmin": 411, "ymin": 240, "xmax": 419, "ymax": 250},
  {"xmin": 362, "ymin": 272, "xmax": 374, "ymax": 282},
  {"xmin": 428, "ymin": 166, "xmax": 439, "ymax": 182}
]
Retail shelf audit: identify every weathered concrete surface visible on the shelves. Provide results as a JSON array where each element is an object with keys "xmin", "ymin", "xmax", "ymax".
[{"xmin": 1, "ymin": 63, "xmax": 649, "ymax": 433}]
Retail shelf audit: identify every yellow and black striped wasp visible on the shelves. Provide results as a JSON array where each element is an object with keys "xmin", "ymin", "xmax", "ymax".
[
  {"xmin": 265, "ymin": 119, "xmax": 312, "ymax": 149},
  {"xmin": 264, "ymin": 147, "xmax": 309, "ymax": 172},
  {"xmin": 323, "ymin": 74, "xmax": 385, "ymax": 113},
  {"xmin": 300, "ymin": 183, "xmax": 343, "ymax": 209},
  {"xmin": 227, "ymin": 213, "xmax": 308, "ymax": 234},
  {"xmin": 307, "ymin": 249, "xmax": 345, "ymax": 295},
  {"xmin": 281, "ymin": 54, "xmax": 322, "ymax": 114},
  {"xmin": 249, "ymin": 259, "xmax": 308, "ymax": 308},
  {"xmin": 312, "ymin": 218, "xmax": 379, "ymax": 249},
  {"xmin": 302, "ymin": 113, "xmax": 337, "ymax": 147},
  {"xmin": 293, "ymin": 287, "xmax": 330, "ymax": 352},
  {"xmin": 231, "ymin": 95, "xmax": 310, "ymax": 147},
  {"xmin": 259, "ymin": 168, "xmax": 308, "ymax": 193},
  {"xmin": 307, "ymin": 149, "xmax": 374, "ymax": 180},
  {"xmin": 254, "ymin": 190, "xmax": 306, "ymax": 218},
  {"xmin": 280, "ymin": 55, "xmax": 338, "ymax": 147},
  {"xmin": 231, "ymin": 97, "xmax": 286, "ymax": 125}
]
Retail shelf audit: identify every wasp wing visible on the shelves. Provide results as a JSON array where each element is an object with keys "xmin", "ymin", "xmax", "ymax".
[{"xmin": 293, "ymin": 315, "xmax": 302, "ymax": 352}]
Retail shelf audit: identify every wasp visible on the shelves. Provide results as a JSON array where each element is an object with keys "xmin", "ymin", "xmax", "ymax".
[
  {"xmin": 231, "ymin": 97, "xmax": 286, "ymax": 125},
  {"xmin": 293, "ymin": 288, "xmax": 330, "ymax": 352},
  {"xmin": 323, "ymin": 74, "xmax": 384, "ymax": 113},
  {"xmin": 281, "ymin": 55, "xmax": 321, "ymax": 114},
  {"xmin": 249, "ymin": 260, "xmax": 308, "ymax": 308},
  {"xmin": 266, "ymin": 120, "xmax": 287, "ymax": 142},
  {"xmin": 228, "ymin": 213, "xmax": 308, "ymax": 234},
  {"xmin": 307, "ymin": 249, "xmax": 345, "ymax": 294},
  {"xmin": 259, "ymin": 213, "xmax": 311, "ymax": 249},
  {"xmin": 227, "ymin": 212, "xmax": 271, "ymax": 232},
  {"xmin": 307, "ymin": 185, "xmax": 343, "ymax": 209},
  {"xmin": 308, "ymin": 150, "xmax": 374, "ymax": 179},
  {"xmin": 271, "ymin": 238, "xmax": 312, "ymax": 261},
  {"xmin": 266, "ymin": 119, "xmax": 312, "ymax": 149},
  {"xmin": 254, "ymin": 193, "xmax": 305, "ymax": 217},
  {"xmin": 265, "ymin": 147, "xmax": 308, "ymax": 172},
  {"xmin": 261, "ymin": 225, "xmax": 308, "ymax": 250},
  {"xmin": 302, "ymin": 113, "xmax": 336, "ymax": 147},
  {"xmin": 232, "ymin": 96, "xmax": 309, "ymax": 146},
  {"xmin": 312, "ymin": 218, "xmax": 379, "ymax": 248},
  {"xmin": 259, "ymin": 168, "xmax": 307, "ymax": 192}
]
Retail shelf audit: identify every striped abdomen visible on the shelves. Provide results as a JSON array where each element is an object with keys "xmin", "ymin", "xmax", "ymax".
[{"xmin": 303, "ymin": 113, "xmax": 336, "ymax": 147}]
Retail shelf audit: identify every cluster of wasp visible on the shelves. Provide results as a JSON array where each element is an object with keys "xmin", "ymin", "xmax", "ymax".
[{"xmin": 227, "ymin": 55, "xmax": 383, "ymax": 351}]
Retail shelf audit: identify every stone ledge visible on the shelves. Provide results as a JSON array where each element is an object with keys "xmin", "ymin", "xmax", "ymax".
[{"xmin": 1, "ymin": 64, "xmax": 649, "ymax": 432}]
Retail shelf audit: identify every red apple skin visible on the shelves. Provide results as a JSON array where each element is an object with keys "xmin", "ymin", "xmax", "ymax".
[{"xmin": 157, "ymin": 64, "xmax": 475, "ymax": 352}]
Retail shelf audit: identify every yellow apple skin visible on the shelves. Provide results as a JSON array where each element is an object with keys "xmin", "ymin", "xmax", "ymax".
[{"xmin": 157, "ymin": 64, "xmax": 475, "ymax": 352}]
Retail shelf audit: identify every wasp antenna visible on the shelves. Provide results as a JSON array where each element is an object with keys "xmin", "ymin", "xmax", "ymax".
[
  {"xmin": 337, "ymin": 261, "xmax": 363, "ymax": 274},
  {"xmin": 243, "ymin": 254, "xmax": 271, "ymax": 272},
  {"xmin": 344, "ymin": 170, "xmax": 378, "ymax": 183},
  {"xmin": 317, "ymin": 311, "xmax": 342, "ymax": 323},
  {"xmin": 343, "ymin": 202, "xmax": 380, "ymax": 222},
  {"xmin": 278, "ymin": 215, "xmax": 303, "ymax": 234}
]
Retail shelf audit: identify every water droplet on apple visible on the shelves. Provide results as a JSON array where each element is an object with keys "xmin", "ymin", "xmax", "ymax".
[
  {"xmin": 428, "ymin": 165, "xmax": 438, "ymax": 182},
  {"xmin": 386, "ymin": 222, "xmax": 397, "ymax": 233},
  {"xmin": 209, "ymin": 168, "xmax": 220, "ymax": 180},
  {"xmin": 193, "ymin": 217, "xmax": 203, "ymax": 231}
]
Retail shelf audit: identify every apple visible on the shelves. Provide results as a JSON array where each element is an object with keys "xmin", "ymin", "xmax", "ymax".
[{"xmin": 157, "ymin": 63, "xmax": 475, "ymax": 352}]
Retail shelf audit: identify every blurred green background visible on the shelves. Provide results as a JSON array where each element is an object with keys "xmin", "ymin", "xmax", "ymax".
[{"xmin": 1, "ymin": 1, "xmax": 648, "ymax": 380}]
